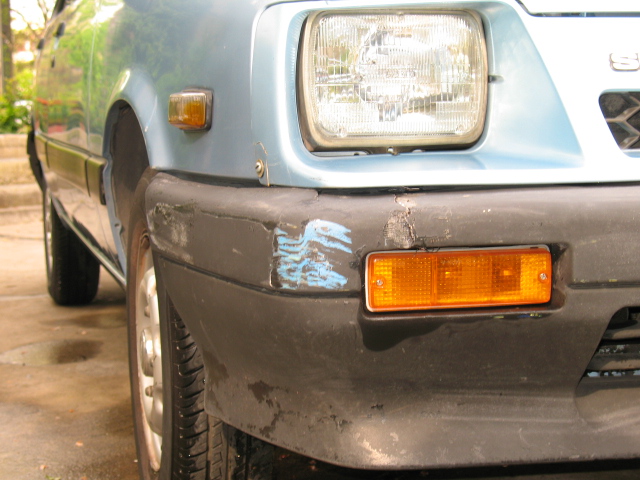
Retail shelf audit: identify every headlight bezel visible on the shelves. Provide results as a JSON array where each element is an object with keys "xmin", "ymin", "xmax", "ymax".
[{"xmin": 297, "ymin": 9, "xmax": 489, "ymax": 153}]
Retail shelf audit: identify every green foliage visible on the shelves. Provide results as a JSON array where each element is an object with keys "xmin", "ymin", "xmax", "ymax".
[
  {"xmin": 0, "ymin": 96, "xmax": 31, "ymax": 133},
  {"xmin": 0, "ymin": 65, "xmax": 33, "ymax": 133},
  {"xmin": 14, "ymin": 66, "xmax": 34, "ymax": 100}
]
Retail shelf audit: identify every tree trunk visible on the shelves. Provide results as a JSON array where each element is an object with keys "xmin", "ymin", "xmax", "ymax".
[{"xmin": 1, "ymin": 0, "xmax": 12, "ymax": 94}]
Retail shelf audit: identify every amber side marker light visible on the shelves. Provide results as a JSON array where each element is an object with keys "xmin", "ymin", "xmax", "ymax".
[
  {"xmin": 366, "ymin": 247, "xmax": 552, "ymax": 313},
  {"xmin": 168, "ymin": 90, "xmax": 212, "ymax": 131}
]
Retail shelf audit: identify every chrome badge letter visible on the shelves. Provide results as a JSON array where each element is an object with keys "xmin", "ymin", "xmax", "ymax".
[{"xmin": 610, "ymin": 53, "xmax": 640, "ymax": 71}]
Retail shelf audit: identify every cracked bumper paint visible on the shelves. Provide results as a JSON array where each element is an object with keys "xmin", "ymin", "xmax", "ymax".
[{"xmin": 146, "ymin": 173, "xmax": 640, "ymax": 468}]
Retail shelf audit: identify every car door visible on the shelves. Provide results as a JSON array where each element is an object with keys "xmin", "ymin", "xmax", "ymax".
[{"xmin": 34, "ymin": 0, "xmax": 108, "ymax": 259}]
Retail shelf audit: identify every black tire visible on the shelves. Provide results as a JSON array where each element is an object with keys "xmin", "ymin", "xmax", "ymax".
[
  {"xmin": 43, "ymin": 189, "xmax": 100, "ymax": 305},
  {"xmin": 127, "ymin": 171, "xmax": 273, "ymax": 480}
]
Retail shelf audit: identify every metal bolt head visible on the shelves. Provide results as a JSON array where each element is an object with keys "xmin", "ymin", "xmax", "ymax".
[
  {"xmin": 255, "ymin": 159, "xmax": 265, "ymax": 178},
  {"xmin": 139, "ymin": 328, "xmax": 155, "ymax": 377},
  {"xmin": 539, "ymin": 273, "xmax": 548, "ymax": 281},
  {"xmin": 376, "ymin": 279, "xmax": 385, "ymax": 287}
]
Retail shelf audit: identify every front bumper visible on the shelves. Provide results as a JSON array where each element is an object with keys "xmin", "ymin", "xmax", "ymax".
[{"xmin": 147, "ymin": 172, "xmax": 640, "ymax": 469}]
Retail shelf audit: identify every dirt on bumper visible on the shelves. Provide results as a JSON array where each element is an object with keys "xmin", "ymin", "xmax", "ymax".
[{"xmin": 146, "ymin": 173, "xmax": 640, "ymax": 468}]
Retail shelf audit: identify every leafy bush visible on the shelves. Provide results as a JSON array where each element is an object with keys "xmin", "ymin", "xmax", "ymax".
[
  {"xmin": 0, "ymin": 67, "xmax": 33, "ymax": 133},
  {"xmin": 14, "ymin": 65, "xmax": 34, "ymax": 100},
  {"xmin": 0, "ymin": 96, "xmax": 30, "ymax": 133}
]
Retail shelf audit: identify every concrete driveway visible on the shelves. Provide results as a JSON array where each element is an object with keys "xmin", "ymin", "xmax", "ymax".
[{"xmin": 0, "ymin": 216, "xmax": 138, "ymax": 480}]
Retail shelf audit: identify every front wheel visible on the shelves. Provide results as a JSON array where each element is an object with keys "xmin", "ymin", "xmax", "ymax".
[{"xmin": 127, "ymin": 172, "xmax": 273, "ymax": 480}]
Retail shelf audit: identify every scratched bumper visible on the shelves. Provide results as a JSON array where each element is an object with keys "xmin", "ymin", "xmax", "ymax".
[{"xmin": 146, "ymin": 172, "xmax": 640, "ymax": 469}]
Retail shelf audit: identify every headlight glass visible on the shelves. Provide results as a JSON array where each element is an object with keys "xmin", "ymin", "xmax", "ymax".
[{"xmin": 299, "ymin": 11, "xmax": 487, "ymax": 151}]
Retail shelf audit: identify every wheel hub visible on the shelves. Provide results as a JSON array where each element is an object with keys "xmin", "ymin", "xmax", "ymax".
[
  {"xmin": 139, "ymin": 328, "xmax": 155, "ymax": 377},
  {"xmin": 135, "ymin": 243, "xmax": 163, "ymax": 472}
]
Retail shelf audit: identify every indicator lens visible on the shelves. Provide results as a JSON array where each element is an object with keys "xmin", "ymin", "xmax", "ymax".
[
  {"xmin": 168, "ymin": 91, "xmax": 212, "ymax": 130},
  {"xmin": 366, "ymin": 248, "xmax": 551, "ymax": 312}
]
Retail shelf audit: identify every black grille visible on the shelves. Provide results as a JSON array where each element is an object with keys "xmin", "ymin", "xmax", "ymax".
[
  {"xmin": 599, "ymin": 92, "xmax": 640, "ymax": 150},
  {"xmin": 584, "ymin": 308, "xmax": 640, "ymax": 380}
]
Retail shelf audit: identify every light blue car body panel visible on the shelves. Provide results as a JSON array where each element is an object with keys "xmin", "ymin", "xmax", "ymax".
[
  {"xmin": 100, "ymin": 0, "xmax": 640, "ymax": 189},
  {"xmin": 253, "ymin": 1, "xmax": 640, "ymax": 187},
  {"xmin": 36, "ymin": 0, "xmax": 640, "ymax": 196}
]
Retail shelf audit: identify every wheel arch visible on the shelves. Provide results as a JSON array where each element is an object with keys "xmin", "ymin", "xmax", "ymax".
[
  {"xmin": 100, "ymin": 70, "xmax": 175, "ymax": 275},
  {"xmin": 101, "ymin": 69, "xmax": 173, "ymax": 173}
]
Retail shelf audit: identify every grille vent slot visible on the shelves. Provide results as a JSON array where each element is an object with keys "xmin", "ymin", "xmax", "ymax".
[
  {"xmin": 599, "ymin": 92, "xmax": 640, "ymax": 150},
  {"xmin": 585, "ymin": 308, "xmax": 640, "ymax": 379}
]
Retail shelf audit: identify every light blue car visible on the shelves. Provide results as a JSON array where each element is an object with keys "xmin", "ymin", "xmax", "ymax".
[{"xmin": 29, "ymin": 0, "xmax": 640, "ymax": 478}]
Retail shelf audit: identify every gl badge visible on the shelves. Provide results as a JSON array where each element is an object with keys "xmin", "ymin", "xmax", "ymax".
[{"xmin": 610, "ymin": 53, "xmax": 640, "ymax": 71}]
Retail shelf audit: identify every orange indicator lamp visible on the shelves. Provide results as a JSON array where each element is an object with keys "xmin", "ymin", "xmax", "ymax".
[
  {"xmin": 366, "ymin": 247, "xmax": 551, "ymax": 312},
  {"xmin": 168, "ymin": 90, "xmax": 212, "ymax": 131}
]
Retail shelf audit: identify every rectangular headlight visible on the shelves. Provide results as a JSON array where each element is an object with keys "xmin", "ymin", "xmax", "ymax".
[{"xmin": 299, "ymin": 11, "xmax": 488, "ymax": 151}]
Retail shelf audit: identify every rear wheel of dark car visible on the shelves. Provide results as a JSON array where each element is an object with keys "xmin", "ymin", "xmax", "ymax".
[
  {"xmin": 127, "ymin": 172, "xmax": 274, "ymax": 480},
  {"xmin": 43, "ymin": 188, "xmax": 100, "ymax": 305}
]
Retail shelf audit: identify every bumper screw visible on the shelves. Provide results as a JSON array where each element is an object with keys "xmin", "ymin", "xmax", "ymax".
[{"xmin": 255, "ymin": 159, "xmax": 265, "ymax": 178}]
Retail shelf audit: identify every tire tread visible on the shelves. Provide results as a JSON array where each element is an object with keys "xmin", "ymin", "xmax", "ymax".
[{"xmin": 169, "ymin": 303, "xmax": 213, "ymax": 480}]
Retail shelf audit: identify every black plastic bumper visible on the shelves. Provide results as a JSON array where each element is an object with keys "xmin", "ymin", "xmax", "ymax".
[{"xmin": 147, "ymin": 173, "xmax": 640, "ymax": 469}]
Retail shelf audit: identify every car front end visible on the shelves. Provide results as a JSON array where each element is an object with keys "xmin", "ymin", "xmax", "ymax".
[{"xmin": 142, "ymin": 0, "xmax": 640, "ymax": 469}]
